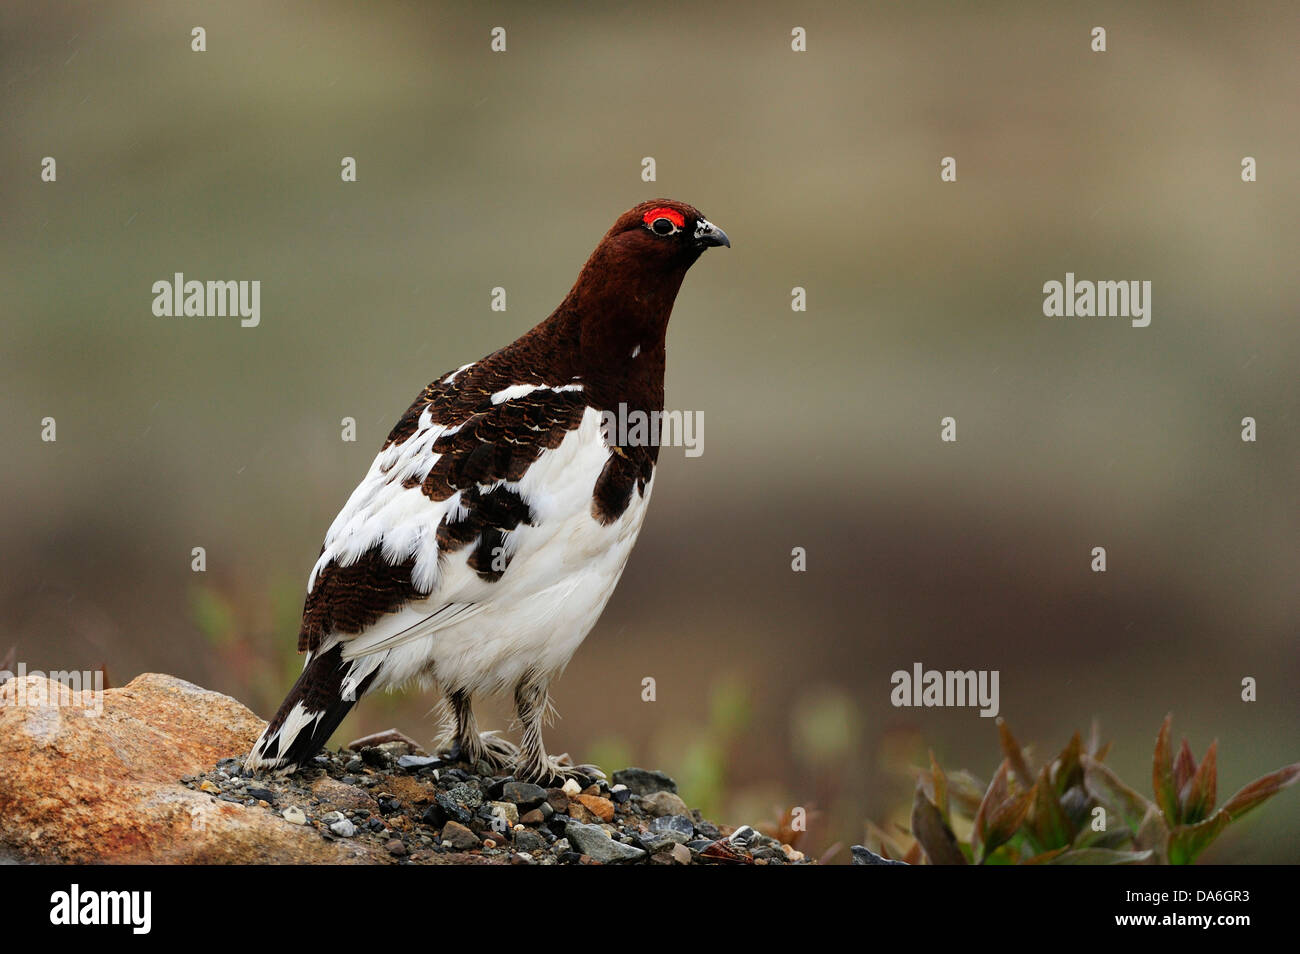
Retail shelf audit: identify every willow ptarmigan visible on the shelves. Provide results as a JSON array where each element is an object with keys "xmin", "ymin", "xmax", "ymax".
[{"xmin": 245, "ymin": 200, "xmax": 729, "ymax": 782}]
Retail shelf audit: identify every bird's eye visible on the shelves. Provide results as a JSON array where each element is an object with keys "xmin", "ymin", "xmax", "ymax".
[{"xmin": 650, "ymin": 217, "xmax": 677, "ymax": 236}]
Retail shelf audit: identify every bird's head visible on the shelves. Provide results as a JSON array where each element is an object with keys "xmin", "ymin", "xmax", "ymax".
[
  {"xmin": 562, "ymin": 199, "xmax": 728, "ymax": 387},
  {"xmin": 601, "ymin": 199, "xmax": 731, "ymax": 268}
]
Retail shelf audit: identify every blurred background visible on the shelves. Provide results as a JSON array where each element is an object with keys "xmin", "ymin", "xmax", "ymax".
[{"xmin": 2, "ymin": 1, "xmax": 1296, "ymax": 862}]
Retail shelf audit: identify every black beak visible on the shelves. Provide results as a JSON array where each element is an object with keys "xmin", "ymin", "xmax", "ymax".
[{"xmin": 694, "ymin": 218, "xmax": 730, "ymax": 248}]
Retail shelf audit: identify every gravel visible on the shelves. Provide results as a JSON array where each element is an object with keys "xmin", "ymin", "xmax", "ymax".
[{"xmin": 182, "ymin": 742, "xmax": 811, "ymax": 865}]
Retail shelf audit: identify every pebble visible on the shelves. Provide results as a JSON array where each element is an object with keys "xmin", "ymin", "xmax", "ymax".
[
  {"xmin": 439, "ymin": 820, "xmax": 481, "ymax": 851},
  {"xmin": 611, "ymin": 767, "xmax": 677, "ymax": 796},
  {"xmin": 397, "ymin": 755, "xmax": 441, "ymax": 771},
  {"xmin": 211, "ymin": 748, "xmax": 806, "ymax": 866},
  {"xmin": 330, "ymin": 818, "xmax": 357, "ymax": 838},
  {"xmin": 564, "ymin": 821, "xmax": 647, "ymax": 864},
  {"xmin": 484, "ymin": 800, "xmax": 520, "ymax": 829},
  {"xmin": 575, "ymin": 794, "xmax": 615, "ymax": 823},
  {"xmin": 501, "ymin": 781, "xmax": 547, "ymax": 809},
  {"xmin": 639, "ymin": 791, "xmax": 690, "ymax": 818},
  {"xmin": 512, "ymin": 829, "xmax": 547, "ymax": 853}
]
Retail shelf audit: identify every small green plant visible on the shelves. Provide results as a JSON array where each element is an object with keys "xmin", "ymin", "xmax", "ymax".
[{"xmin": 866, "ymin": 715, "xmax": 1299, "ymax": 865}]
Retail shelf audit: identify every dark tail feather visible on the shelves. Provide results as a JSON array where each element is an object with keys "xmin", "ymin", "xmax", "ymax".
[{"xmin": 245, "ymin": 644, "xmax": 378, "ymax": 772}]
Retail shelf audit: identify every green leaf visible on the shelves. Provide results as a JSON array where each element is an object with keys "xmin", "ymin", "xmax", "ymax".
[
  {"xmin": 1030, "ymin": 765, "xmax": 1073, "ymax": 851},
  {"xmin": 1168, "ymin": 810, "xmax": 1231, "ymax": 865},
  {"xmin": 1083, "ymin": 755, "xmax": 1156, "ymax": 834},
  {"xmin": 1134, "ymin": 807, "xmax": 1171, "ymax": 865},
  {"xmin": 1152, "ymin": 714, "xmax": 1180, "ymax": 825},
  {"xmin": 1047, "ymin": 848, "xmax": 1153, "ymax": 865},
  {"xmin": 998, "ymin": 718, "xmax": 1035, "ymax": 788},
  {"xmin": 1220, "ymin": 762, "xmax": 1300, "ymax": 821},
  {"xmin": 910, "ymin": 784, "xmax": 967, "ymax": 865},
  {"xmin": 1179, "ymin": 740, "xmax": 1217, "ymax": 825}
]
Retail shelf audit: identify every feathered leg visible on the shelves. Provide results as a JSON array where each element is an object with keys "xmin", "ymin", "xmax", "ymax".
[
  {"xmin": 512, "ymin": 673, "xmax": 604, "ymax": 783},
  {"xmin": 437, "ymin": 688, "xmax": 518, "ymax": 770}
]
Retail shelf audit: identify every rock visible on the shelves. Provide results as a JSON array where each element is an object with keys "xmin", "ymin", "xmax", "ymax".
[
  {"xmin": 545, "ymin": 789, "xmax": 569, "ymax": 814},
  {"xmin": 612, "ymin": 767, "xmax": 677, "ymax": 796},
  {"xmin": 564, "ymin": 821, "xmax": 646, "ymax": 864},
  {"xmin": 484, "ymin": 801, "xmax": 519, "ymax": 828},
  {"xmin": 851, "ymin": 845, "xmax": 908, "ymax": 865},
  {"xmin": 329, "ymin": 818, "xmax": 357, "ymax": 838},
  {"xmin": 636, "ymin": 832, "xmax": 679, "ymax": 853},
  {"xmin": 640, "ymin": 791, "xmax": 690, "ymax": 818},
  {"xmin": 0, "ymin": 670, "xmax": 809, "ymax": 867},
  {"xmin": 575, "ymin": 794, "xmax": 615, "ymax": 823},
  {"xmin": 360, "ymin": 746, "xmax": 393, "ymax": 768},
  {"xmin": 512, "ymin": 828, "xmax": 547, "ymax": 853},
  {"xmin": 397, "ymin": 755, "xmax": 441, "ymax": 771},
  {"xmin": 0, "ymin": 673, "xmax": 397, "ymax": 864},
  {"xmin": 501, "ymin": 781, "xmax": 547, "ymax": 810},
  {"xmin": 440, "ymin": 821, "xmax": 481, "ymax": 851},
  {"xmin": 650, "ymin": 814, "xmax": 695, "ymax": 842},
  {"xmin": 310, "ymin": 776, "xmax": 379, "ymax": 814}
]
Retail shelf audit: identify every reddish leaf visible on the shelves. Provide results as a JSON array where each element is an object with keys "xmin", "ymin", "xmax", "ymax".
[
  {"xmin": 1179, "ymin": 741, "xmax": 1217, "ymax": 825},
  {"xmin": 1220, "ymin": 762, "xmax": 1300, "ymax": 821},
  {"xmin": 1054, "ymin": 732, "xmax": 1084, "ymax": 796},
  {"xmin": 998, "ymin": 719, "xmax": 1035, "ymax": 788},
  {"xmin": 911, "ymin": 784, "xmax": 967, "ymax": 865},
  {"xmin": 1152, "ymin": 714, "xmax": 1180, "ymax": 824},
  {"xmin": 929, "ymin": 750, "xmax": 950, "ymax": 825},
  {"xmin": 972, "ymin": 760, "xmax": 1032, "ymax": 864},
  {"xmin": 1173, "ymin": 739, "xmax": 1197, "ymax": 793}
]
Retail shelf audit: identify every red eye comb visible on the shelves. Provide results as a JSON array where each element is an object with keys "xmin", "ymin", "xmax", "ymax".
[{"xmin": 642, "ymin": 207, "xmax": 685, "ymax": 228}]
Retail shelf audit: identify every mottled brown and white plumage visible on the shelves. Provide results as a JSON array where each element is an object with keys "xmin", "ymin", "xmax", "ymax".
[{"xmin": 245, "ymin": 200, "xmax": 729, "ymax": 782}]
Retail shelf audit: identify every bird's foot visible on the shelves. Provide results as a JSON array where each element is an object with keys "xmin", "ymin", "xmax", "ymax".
[
  {"xmin": 514, "ymin": 752, "xmax": 607, "ymax": 786},
  {"xmin": 441, "ymin": 730, "xmax": 520, "ymax": 772}
]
